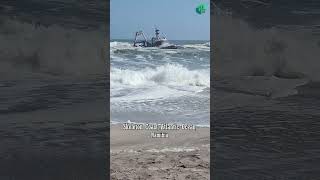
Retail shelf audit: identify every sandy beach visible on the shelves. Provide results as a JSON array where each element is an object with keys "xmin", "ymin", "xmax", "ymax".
[{"xmin": 110, "ymin": 124, "xmax": 210, "ymax": 180}]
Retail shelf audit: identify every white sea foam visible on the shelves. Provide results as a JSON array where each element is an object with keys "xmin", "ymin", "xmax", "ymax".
[
  {"xmin": 110, "ymin": 64, "xmax": 209, "ymax": 102},
  {"xmin": 0, "ymin": 19, "xmax": 105, "ymax": 77},
  {"xmin": 110, "ymin": 41, "xmax": 133, "ymax": 49},
  {"xmin": 110, "ymin": 41, "xmax": 210, "ymax": 51},
  {"xmin": 213, "ymin": 15, "xmax": 320, "ymax": 81},
  {"xmin": 110, "ymin": 41, "xmax": 210, "ymax": 125},
  {"xmin": 111, "ymin": 63, "xmax": 209, "ymax": 87},
  {"xmin": 183, "ymin": 43, "xmax": 210, "ymax": 51},
  {"xmin": 215, "ymin": 76, "xmax": 309, "ymax": 99}
]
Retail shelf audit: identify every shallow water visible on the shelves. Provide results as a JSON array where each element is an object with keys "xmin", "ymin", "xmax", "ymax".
[{"xmin": 213, "ymin": 2, "xmax": 320, "ymax": 179}]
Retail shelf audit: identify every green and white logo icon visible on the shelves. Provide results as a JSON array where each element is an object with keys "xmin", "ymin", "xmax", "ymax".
[{"xmin": 196, "ymin": 3, "xmax": 207, "ymax": 15}]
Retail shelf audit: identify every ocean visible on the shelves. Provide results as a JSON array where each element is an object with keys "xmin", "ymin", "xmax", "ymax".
[
  {"xmin": 0, "ymin": 1, "xmax": 107, "ymax": 179},
  {"xmin": 110, "ymin": 40, "xmax": 210, "ymax": 126},
  {"xmin": 213, "ymin": 1, "xmax": 320, "ymax": 179}
]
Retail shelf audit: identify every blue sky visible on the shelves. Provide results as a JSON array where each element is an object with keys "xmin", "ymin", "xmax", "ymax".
[{"xmin": 110, "ymin": 0, "xmax": 210, "ymax": 40}]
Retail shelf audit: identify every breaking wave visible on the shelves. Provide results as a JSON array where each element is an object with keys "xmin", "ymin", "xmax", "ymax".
[
  {"xmin": 110, "ymin": 41, "xmax": 133, "ymax": 50},
  {"xmin": 110, "ymin": 41, "xmax": 210, "ymax": 52},
  {"xmin": 182, "ymin": 43, "xmax": 210, "ymax": 50},
  {"xmin": 213, "ymin": 15, "xmax": 320, "ymax": 81},
  {"xmin": 111, "ymin": 64, "xmax": 209, "ymax": 87},
  {"xmin": 0, "ymin": 18, "xmax": 105, "ymax": 78}
]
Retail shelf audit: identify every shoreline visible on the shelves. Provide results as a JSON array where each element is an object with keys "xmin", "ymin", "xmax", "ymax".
[{"xmin": 110, "ymin": 124, "xmax": 210, "ymax": 179}]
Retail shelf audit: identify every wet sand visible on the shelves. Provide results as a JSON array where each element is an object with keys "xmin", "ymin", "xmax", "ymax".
[{"xmin": 110, "ymin": 124, "xmax": 210, "ymax": 180}]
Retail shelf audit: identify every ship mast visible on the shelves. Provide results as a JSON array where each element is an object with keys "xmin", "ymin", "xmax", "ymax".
[{"xmin": 155, "ymin": 28, "xmax": 160, "ymax": 39}]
